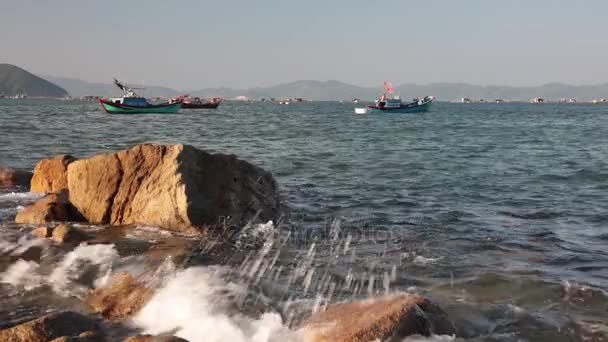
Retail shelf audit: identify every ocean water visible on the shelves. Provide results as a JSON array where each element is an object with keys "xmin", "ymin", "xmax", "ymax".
[{"xmin": 1, "ymin": 99, "xmax": 607, "ymax": 341}]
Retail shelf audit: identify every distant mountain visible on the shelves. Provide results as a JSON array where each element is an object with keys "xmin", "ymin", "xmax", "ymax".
[
  {"xmin": 190, "ymin": 80, "xmax": 376, "ymax": 101},
  {"xmin": 395, "ymin": 82, "xmax": 608, "ymax": 102},
  {"xmin": 191, "ymin": 81, "xmax": 608, "ymax": 102},
  {"xmin": 34, "ymin": 74, "xmax": 608, "ymax": 101},
  {"xmin": 43, "ymin": 75, "xmax": 181, "ymax": 98},
  {"xmin": 0, "ymin": 64, "xmax": 68, "ymax": 97}
]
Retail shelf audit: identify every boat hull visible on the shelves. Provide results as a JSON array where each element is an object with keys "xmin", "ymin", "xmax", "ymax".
[
  {"xmin": 99, "ymin": 99, "xmax": 182, "ymax": 114},
  {"xmin": 181, "ymin": 102, "xmax": 220, "ymax": 109}
]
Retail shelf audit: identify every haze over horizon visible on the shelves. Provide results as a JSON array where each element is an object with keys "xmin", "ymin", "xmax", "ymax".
[{"xmin": 2, "ymin": 0, "xmax": 607, "ymax": 90}]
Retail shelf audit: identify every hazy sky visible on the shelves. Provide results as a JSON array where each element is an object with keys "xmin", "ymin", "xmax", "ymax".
[{"xmin": 2, "ymin": 0, "xmax": 607, "ymax": 89}]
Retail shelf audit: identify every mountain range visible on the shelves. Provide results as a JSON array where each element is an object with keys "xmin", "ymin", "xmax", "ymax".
[
  {"xmin": 0, "ymin": 63, "xmax": 604, "ymax": 101},
  {"xmin": 0, "ymin": 64, "xmax": 68, "ymax": 97},
  {"xmin": 47, "ymin": 76, "xmax": 608, "ymax": 102}
]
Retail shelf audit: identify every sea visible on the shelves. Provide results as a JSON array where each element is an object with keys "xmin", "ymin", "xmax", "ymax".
[{"xmin": 0, "ymin": 99, "xmax": 607, "ymax": 341}]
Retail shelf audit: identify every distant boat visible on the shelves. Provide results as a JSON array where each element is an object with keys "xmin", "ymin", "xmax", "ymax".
[
  {"xmin": 99, "ymin": 79, "xmax": 182, "ymax": 114},
  {"xmin": 495, "ymin": 99, "xmax": 504, "ymax": 103},
  {"xmin": 279, "ymin": 99, "xmax": 290, "ymax": 105},
  {"xmin": 353, "ymin": 98, "xmax": 360, "ymax": 104},
  {"xmin": 170, "ymin": 95, "xmax": 221, "ymax": 109},
  {"xmin": 531, "ymin": 97, "xmax": 545, "ymax": 104},
  {"xmin": 461, "ymin": 98, "xmax": 472, "ymax": 103}
]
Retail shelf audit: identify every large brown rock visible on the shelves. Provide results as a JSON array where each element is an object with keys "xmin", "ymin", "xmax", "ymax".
[
  {"xmin": 86, "ymin": 272, "xmax": 154, "ymax": 320},
  {"xmin": 30, "ymin": 155, "xmax": 76, "ymax": 193},
  {"xmin": 0, "ymin": 167, "xmax": 32, "ymax": 188},
  {"xmin": 302, "ymin": 293, "xmax": 455, "ymax": 342},
  {"xmin": 0, "ymin": 311, "xmax": 100, "ymax": 342},
  {"xmin": 67, "ymin": 144, "xmax": 279, "ymax": 233},
  {"xmin": 15, "ymin": 192, "xmax": 83, "ymax": 224}
]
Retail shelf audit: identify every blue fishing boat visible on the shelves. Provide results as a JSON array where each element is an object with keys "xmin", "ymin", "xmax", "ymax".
[
  {"xmin": 354, "ymin": 81, "xmax": 435, "ymax": 114},
  {"xmin": 365, "ymin": 96, "xmax": 435, "ymax": 113},
  {"xmin": 99, "ymin": 79, "xmax": 182, "ymax": 114}
]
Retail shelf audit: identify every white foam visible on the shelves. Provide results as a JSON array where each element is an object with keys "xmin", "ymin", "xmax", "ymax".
[
  {"xmin": 402, "ymin": 335, "xmax": 457, "ymax": 341},
  {"xmin": 0, "ymin": 259, "xmax": 44, "ymax": 290},
  {"xmin": 132, "ymin": 266, "xmax": 299, "ymax": 342},
  {"xmin": 10, "ymin": 234, "xmax": 45, "ymax": 256},
  {"xmin": 236, "ymin": 221, "xmax": 276, "ymax": 248},
  {"xmin": 49, "ymin": 243, "xmax": 120, "ymax": 297},
  {"xmin": 0, "ymin": 191, "xmax": 44, "ymax": 200},
  {"xmin": 412, "ymin": 256, "xmax": 444, "ymax": 266},
  {"xmin": 2, "ymin": 243, "xmax": 122, "ymax": 297}
]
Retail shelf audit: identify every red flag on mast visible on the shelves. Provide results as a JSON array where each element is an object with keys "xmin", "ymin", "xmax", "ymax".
[{"xmin": 383, "ymin": 81, "xmax": 394, "ymax": 94}]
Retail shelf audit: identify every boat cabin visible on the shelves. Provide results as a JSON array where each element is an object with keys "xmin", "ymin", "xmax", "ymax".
[{"xmin": 110, "ymin": 97, "xmax": 149, "ymax": 107}]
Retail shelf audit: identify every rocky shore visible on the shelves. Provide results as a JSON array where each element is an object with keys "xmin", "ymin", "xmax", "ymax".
[{"xmin": 0, "ymin": 144, "xmax": 456, "ymax": 342}]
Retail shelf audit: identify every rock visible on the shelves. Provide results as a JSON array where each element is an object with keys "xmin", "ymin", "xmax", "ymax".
[
  {"xmin": 32, "ymin": 226, "xmax": 54, "ymax": 239},
  {"xmin": 301, "ymin": 293, "xmax": 455, "ymax": 342},
  {"xmin": 67, "ymin": 144, "xmax": 279, "ymax": 233},
  {"xmin": 124, "ymin": 335, "xmax": 189, "ymax": 342},
  {"xmin": 0, "ymin": 311, "xmax": 100, "ymax": 342},
  {"xmin": 52, "ymin": 224, "xmax": 89, "ymax": 244},
  {"xmin": 50, "ymin": 330, "xmax": 104, "ymax": 341},
  {"xmin": 30, "ymin": 155, "xmax": 76, "ymax": 193},
  {"xmin": 15, "ymin": 192, "xmax": 83, "ymax": 224},
  {"xmin": 0, "ymin": 167, "xmax": 32, "ymax": 189},
  {"xmin": 15, "ymin": 246, "xmax": 43, "ymax": 262},
  {"xmin": 86, "ymin": 272, "xmax": 154, "ymax": 320}
]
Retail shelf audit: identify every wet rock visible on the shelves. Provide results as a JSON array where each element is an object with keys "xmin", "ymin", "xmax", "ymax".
[
  {"xmin": 14, "ymin": 192, "xmax": 84, "ymax": 224},
  {"xmin": 0, "ymin": 167, "xmax": 32, "ymax": 189},
  {"xmin": 32, "ymin": 226, "xmax": 54, "ymax": 239},
  {"xmin": 0, "ymin": 311, "xmax": 100, "ymax": 342},
  {"xmin": 52, "ymin": 224, "xmax": 89, "ymax": 244},
  {"xmin": 30, "ymin": 154, "xmax": 77, "ymax": 193},
  {"xmin": 86, "ymin": 272, "xmax": 154, "ymax": 320},
  {"xmin": 301, "ymin": 293, "xmax": 455, "ymax": 342},
  {"xmin": 50, "ymin": 330, "xmax": 105, "ymax": 341},
  {"xmin": 124, "ymin": 335, "xmax": 189, "ymax": 342},
  {"xmin": 67, "ymin": 144, "xmax": 279, "ymax": 233},
  {"xmin": 16, "ymin": 245, "xmax": 43, "ymax": 262}
]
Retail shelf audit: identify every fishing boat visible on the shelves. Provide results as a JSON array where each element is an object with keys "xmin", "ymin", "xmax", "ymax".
[
  {"xmin": 99, "ymin": 79, "xmax": 182, "ymax": 114},
  {"xmin": 356, "ymin": 82, "xmax": 434, "ymax": 114},
  {"xmin": 170, "ymin": 95, "xmax": 221, "ymax": 109}
]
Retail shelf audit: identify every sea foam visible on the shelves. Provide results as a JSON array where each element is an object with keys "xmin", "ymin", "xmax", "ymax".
[{"xmin": 132, "ymin": 266, "xmax": 299, "ymax": 342}]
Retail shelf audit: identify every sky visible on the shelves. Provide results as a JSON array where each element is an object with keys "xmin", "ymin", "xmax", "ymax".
[{"xmin": 1, "ymin": 0, "xmax": 607, "ymax": 90}]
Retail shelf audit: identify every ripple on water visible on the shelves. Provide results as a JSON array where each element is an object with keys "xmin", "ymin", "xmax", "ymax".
[{"xmin": 1, "ymin": 100, "xmax": 608, "ymax": 339}]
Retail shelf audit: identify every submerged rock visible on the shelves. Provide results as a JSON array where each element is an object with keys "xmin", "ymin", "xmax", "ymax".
[
  {"xmin": 301, "ymin": 293, "xmax": 455, "ymax": 342},
  {"xmin": 15, "ymin": 192, "xmax": 84, "ymax": 224},
  {"xmin": 30, "ymin": 154, "xmax": 76, "ymax": 193},
  {"xmin": 51, "ymin": 224, "xmax": 89, "ymax": 244},
  {"xmin": 86, "ymin": 272, "xmax": 154, "ymax": 320},
  {"xmin": 0, "ymin": 167, "xmax": 32, "ymax": 189},
  {"xmin": 0, "ymin": 311, "xmax": 100, "ymax": 342},
  {"xmin": 50, "ymin": 330, "xmax": 105, "ymax": 341},
  {"xmin": 67, "ymin": 144, "xmax": 279, "ymax": 233}
]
